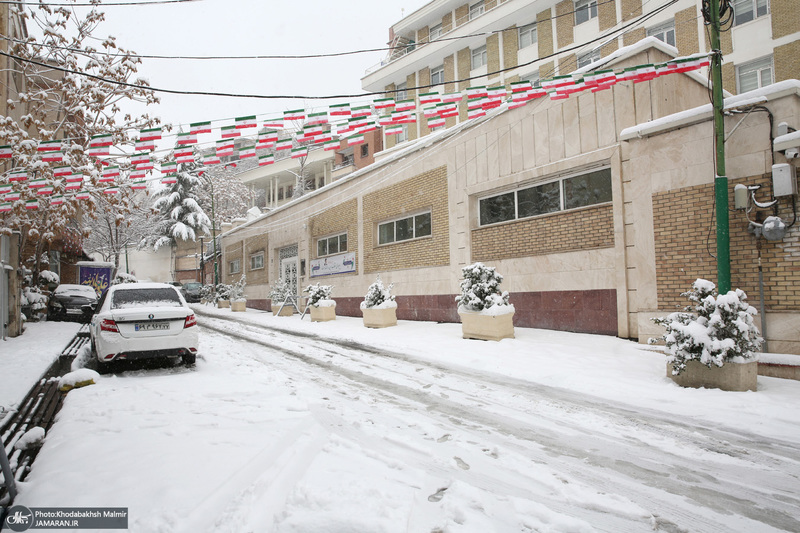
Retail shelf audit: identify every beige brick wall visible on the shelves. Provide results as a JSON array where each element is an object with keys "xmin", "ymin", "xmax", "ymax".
[
  {"xmin": 245, "ymin": 233, "xmax": 269, "ymax": 285},
  {"xmin": 457, "ymin": 47, "xmax": 471, "ymax": 121},
  {"xmin": 538, "ymin": 60, "xmax": 555, "ymax": 81},
  {"xmin": 620, "ymin": 0, "xmax": 642, "ymax": 21},
  {"xmin": 442, "ymin": 11, "xmax": 453, "ymax": 34},
  {"xmin": 385, "ymin": 83, "xmax": 396, "ymax": 150},
  {"xmin": 675, "ymin": 7, "xmax": 699, "ymax": 55},
  {"xmin": 309, "ymin": 198, "xmax": 358, "ymax": 278},
  {"xmin": 623, "ymin": 27, "xmax": 646, "ymax": 47},
  {"xmin": 444, "ymin": 54, "xmax": 458, "ymax": 128},
  {"xmin": 537, "ymin": 8, "xmax": 554, "ymax": 57},
  {"xmin": 363, "ymin": 165, "xmax": 450, "ymax": 274},
  {"xmin": 486, "ymin": 0, "xmax": 498, "ymax": 9},
  {"xmin": 704, "ymin": 22, "xmax": 732, "ymax": 55},
  {"xmin": 555, "ymin": 0, "xmax": 574, "ymax": 48},
  {"xmin": 653, "ymin": 177, "xmax": 800, "ymax": 311},
  {"xmin": 558, "ymin": 53, "xmax": 576, "ymax": 75},
  {"xmin": 722, "ymin": 62, "xmax": 735, "ymax": 94},
  {"xmin": 455, "ymin": 4, "xmax": 469, "ymax": 28},
  {"xmin": 472, "ymin": 205, "xmax": 615, "ymax": 262},
  {"xmin": 487, "ymin": 32, "xmax": 501, "ymax": 84},
  {"xmin": 223, "ymin": 241, "xmax": 244, "ymax": 285},
  {"xmin": 601, "ymin": 39, "xmax": 619, "ymax": 58},
  {"xmin": 406, "ymin": 72, "xmax": 418, "ymax": 141},
  {"xmin": 502, "ymin": 25, "xmax": 518, "ymax": 73},
  {"xmin": 417, "ymin": 25, "xmax": 429, "ymax": 45},
  {"xmin": 771, "ymin": 0, "xmax": 799, "ymax": 40},
  {"xmin": 598, "ymin": 0, "xmax": 617, "ymax": 31},
  {"xmin": 775, "ymin": 40, "xmax": 800, "ymax": 85},
  {"xmin": 418, "ymin": 66, "xmax": 432, "ymax": 137}
]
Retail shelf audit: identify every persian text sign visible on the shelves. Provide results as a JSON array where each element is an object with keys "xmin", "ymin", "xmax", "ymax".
[{"xmin": 310, "ymin": 252, "xmax": 356, "ymax": 277}]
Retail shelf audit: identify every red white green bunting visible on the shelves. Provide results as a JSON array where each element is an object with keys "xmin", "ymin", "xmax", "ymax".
[
  {"xmin": 275, "ymin": 139, "xmax": 293, "ymax": 151},
  {"xmin": 235, "ymin": 115, "xmax": 257, "ymax": 129},
  {"xmin": 263, "ymin": 118, "xmax": 283, "ymax": 129},
  {"xmin": 9, "ymin": 171, "xmax": 27, "ymax": 182},
  {"xmin": 37, "ymin": 186, "xmax": 54, "ymax": 196},
  {"xmin": 374, "ymin": 97, "xmax": 395, "ymax": 110},
  {"xmin": 0, "ymin": 202, "xmax": 11, "ymax": 212},
  {"xmin": 65, "ymin": 172, "xmax": 83, "ymax": 182},
  {"xmin": 140, "ymin": 127, "xmax": 162, "ymax": 141},
  {"xmin": 65, "ymin": 181, "xmax": 81, "ymax": 191},
  {"xmin": 220, "ymin": 126, "xmax": 241, "ymax": 139},
  {"xmin": 385, "ymin": 125, "xmax": 403, "ymax": 136},
  {"xmin": 90, "ymin": 133, "xmax": 113, "ymax": 148},
  {"xmin": 258, "ymin": 154, "xmax": 275, "ymax": 166},
  {"xmin": 130, "ymin": 169, "xmax": 147, "ymax": 180},
  {"xmin": 419, "ymin": 92, "xmax": 440, "ymax": 105},
  {"xmin": 131, "ymin": 180, "xmax": 147, "ymax": 190},
  {"xmin": 25, "ymin": 199, "xmax": 38, "ymax": 209},
  {"xmin": 38, "ymin": 139, "xmax": 61, "ymax": 152},
  {"xmin": 87, "ymin": 146, "xmax": 109, "ymax": 157},
  {"xmin": 351, "ymin": 105, "xmax": 372, "ymax": 118},
  {"xmin": 467, "ymin": 107, "xmax": 486, "ymax": 120},
  {"xmin": 42, "ymin": 152, "xmax": 64, "ymax": 163},
  {"xmin": 239, "ymin": 147, "xmax": 256, "ymax": 159},
  {"xmin": 75, "ymin": 191, "xmax": 91, "ymax": 200},
  {"xmin": 102, "ymin": 166, "xmax": 121, "ymax": 179},
  {"xmin": 466, "ymin": 86, "xmax": 487, "ymax": 99},
  {"xmin": 29, "ymin": 178, "xmax": 48, "ymax": 188},
  {"xmin": 329, "ymin": 103, "xmax": 350, "ymax": 117},
  {"xmin": 103, "ymin": 187, "xmax": 120, "ymax": 195},
  {"xmin": 50, "ymin": 195, "xmax": 64, "ymax": 205},
  {"xmin": 290, "ymin": 147, "xmax": 308, "ymax": 159},
  {"xmin": 442, "ymin": 92, "xmax": 462, "ymax": 103},
  {"xmin": 135, "ymin": 139, "xmax": 155, "ymax": 152},
  {"xmin": 204, "ymin": 155, "xmax": 221, "ymax": 165},
  {"xmin": 0, "ymin": 146, "xmax": 12, "ymax": 159},
  {"xmin": 53, "ymin": 166, "xmax": 71, "ymax": 177},
  {"xmin": 161, "ymin": 161, "xmax": 177, "ymax": 174},
  {"xmin": 323, "ymin": 139, "xmax": 339, "ymax": 151},
  {"xmin": 177, "ymin": 132, "xmax": 198, "ymax": 146},
  {"xmin": 175, "ymin": 147, "xmax": 194, "ymax": 163},
  {"xmin": 284, "ymin": 109, "xmax": 305, "ymax": 122},
  {"xmin": 428, "ymin": 116, "xmax": 446, "ymax": 128},
  {"xmin": 190, "ymin": 121, "xmax": 212, "ymax": 134},
  {"xmin": 347, "ymin": 134, "xmax": 364, "ymax": 146},
  {"xmin": 0, "ymin": 184, "xmax": 11, "ymax": 194},
  {"xmin": 162, "ymin": 175, "xmax": 178, "ymax": 185},
  {"xmin": 216, "ymin": 139, "xmax": 234, "ymax": 157},
  {"xmin": 4, "ymin": 191, "xmax": 20, "ymax": 201},
  {"xmin": 306, "ymin": 112, "xmax": 328, "ymax": 125},
  {"xmin": 395, "ymin": 100, "xmax": 415, "ymax": 112}
]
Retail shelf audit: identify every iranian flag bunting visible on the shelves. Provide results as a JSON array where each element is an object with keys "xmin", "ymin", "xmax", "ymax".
[
  {"xmin": 176, "ymin": 132, "xmax": 198, "ymax": 145},
  {"xmin": 263, "ymin": 118, "xmax": 284, "ymax": 129},
  {"xmin": 89, "ymin": 133, "xmax": 113, "ymax": 147},
  {"xmin": 42, "ymin": 151, "xmax": 64, "ymax": 163},
  {"xmin": 135, "ymin": 139, "xmax": 155, "ymax": 152},
  {"xmin": 374, "ymin": 97, "xmax": 395, "ymax": 109},
  {"xmin": 139, "ymin": 127, "xmax": 162, "ymax": 141},
  {"xmin": 284, "ymin": 109, "xmax": 305, "ymax": 122},
  {"xmin": 25, "ymin": 199, "xmax": 38, "ymax": 209},
  {"xmin": 261, "ymin": 131, "xmax": 279, "ymax": 143},
  {"xmin": 301, "ymin": 125, "xmax": 323, "ymax": 139},
  {"xmin": 422, "ymin": 106, "xmax": 439, "ymax": 119},
  {"xmin": 161, "ymin": 161, "xmax": 177, "ymax": 174},
  {"xmin": 329, "ymin": 103, "xmax": 350, "ymax": 116},
  {"xmin": 395, "ymin": 99, "xmax": 415, "ymax": 112},
  {"xmin": 98, "ymin": 176, "xmax": 115, "ymax": 183},
  {"xmin": 323, "ymin": 139, "xmax": 340, "ymax": 151},
  {"xmin": 466, "ymin": 86, "xmax": 487, "ymax": 99},
  {"xmin": 436, "ymin": 102, "xmax": 458, "ymax": 117},
  {"xmin": 50, "ymin": 195, "xmax": 64, "ymax": 205},
  {"xmin": 136, "ymin": 159, "xmax": 154, "ymax": 170},
  {"xmin": 467, "ymin": 97, "xmax": 487, "ymax": 110},
  {"xmin": 239, "ymin": 147, "xmax": 256, "ymax": 159},
  {"xmin": 510, "ymin": 81, "xmax": 533, "ymax": 93},
  {"xmin": 347, "ymin": 134, "xmax": 364, "ymax": 146},
  {"xmin": 53, "ymin": 166, "xmax": 71, "ymax": 177},
  {"xmin": 204, "ymin": 155, "xmax": 221, "ymax": 165},
  {"xmin": 467, "ymin": 107, "xmax": 486, "ymax": 120},
  {"xmin": 162, "ymin": 175, "xmax": 177, "ymax": 185},
  {"xmin": 28, "ymin": 178, "xmax": 48, "ymax": 188},
  {"xmin": 0, "ymin": 146, "xmax": 12, "ymax": 159},
  {"xmin": 391, "ymin": 111, "xmax": 416, "ymax": 124},
  {"xmin": 103, "ymin": 187, "xmax": 120, "ymax": 195},
  {"xmin": 258, "ymin": 154, "xmax": 275, "ymax": 166},
  {"xmin": 220, "ymin": 126, "xmax": 241, "ymax": 139},
  {"xmin": 65, "ymin": 172, "xmax": 83, "ymax": 182},
  {"xmin": 235, "ymin": 115, "xmax": 257, "ymax": 129},
  {"xmin": 87, "ymin": 146, "xmax": 110, "ymax": 157},
  {"xmin": 175, "ymin": 149, "xmax": 194, "ymax": 163},
  {"xmin": 37, "ymin": 186, "xmax": 54, "ymax": 196},
  {"xmin": 4, "ymin": 191, "xmax": 20, "ymax": 201},
  {"xmin": 306, "ymin": 111, "xmax": 328, "ymax": 125},
  {"xmin": 216, "ymin": 139, "xmax": 235, "ymax": 156},
  {"xmin": 131, "ymin": 180, "xmax": 147, "ymax": 190},
  {"xmin": 313, "ymin": 132, "xmax": 333, "ymax": 144},
  {"xmin": 385, "ymin": 125, "xmax": 403, "ymax": 136},
  {"xmin": 102, "ymin": 166, "xmax": 121, "ymax": 179},
  {"xmin": 419, "ymin": 92, "xmax": 441, "ymax": 105},
  {"xmin": 38, "ymin": 139, "xmax": 61, "ymax": 152},
  {"xmin": 336, "ymin": 122, "xmax": 353, "ymax": 135},
  {"xmin": 378, "ymin": 116, "xmax": 394, "ymax": 126},
  {"xmin": 130, "ymin": 169, "xmax": 147, "ymax": 179},
  {"xmin": 291, "ymin": 147, "xmax": 308, "ymax": 159},
  {"xmin": 132, "ymin": 152, "xmax": 151, "ymax": 165},
  {"xmin": 9, "ymin": 171, "xmax": 27, "ymax": 182},
  {"xmin": 65, "ymin": 182, "xmax": 81, "ymax": 191},
  {"xmin": 359, "ymin": 121, "xmax": 377, "ymax": 134},
  {"xmin": 75, "ymin": 190, "xmax": 91, "ymax": 200},
  {"xmin": 275, "ymin": 138, "xmax": 293, "ymax": 151},
  {"xmin": 190, "ymin": 121, "xmax": 212, "ymax": 134},
  {"xmin": 351, "ymin": 105, "xmax": 372, "ymax": 118},
  {"xmin": 428, "ymin": 116, "xmax": 445, "ymax": 128},
  {"xmin": 549, "ymin": 93, "xmax": 569, "ymax": 100},
  {"xmin": 0, "ymin": 202, "xmax": 11, "ymax": 212},
  {"xmin": 442, "ymin": 92, "xmax": 463, "ymax": 103},
  {"xmin": 0, "ymin": 184, "xmax": 11, "ymax": 194}
]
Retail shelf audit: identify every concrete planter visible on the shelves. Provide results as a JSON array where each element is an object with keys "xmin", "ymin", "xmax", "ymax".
[
  {"xmin": 667, "ymin": 360, "xmax": 758, "ymax": 392},
  {"xmin": 217, "ymin": 300, "xmax": 230, "ymax": 309},
  {"xmin": 362, "ymin": 306, "xmax": 397, "ymax": 328},
  {"xmin": 458, "ymin": 309, "xmax": 515, "ymax": 341},
  {"xmin": 231, "ymin": 300, "xmax": 246, "ymax": 312},
  {"xmin": 309, "ymin": 305, "xmax": 336, "ymax": 322},
  {"xmin": 272, "ymin": 304, "xmax": 293, "ymax": 316}
]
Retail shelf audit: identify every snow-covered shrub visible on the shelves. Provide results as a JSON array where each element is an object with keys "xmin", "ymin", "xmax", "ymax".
[
  {"xmin": 200, "ymin": 284, "xmax": 216, "ymax": 304},
  {"xmin": 268, "ymin": 278, "xmax": 293, "ymax": 304},
  {"xmin": 39, "ymin": 269, "xmax": 59, "ymax": 289},
  {"xmin": 455, "ymin": 262, "xmax": 511, "ymax": 312},
  {"xmin": 215, "ymin": 283, "xmax": 232, "ymax": 302},
  {"xmin": 229, "ymin": 275, "xmax": 247, "ymax": 302},
  {"xmin": 22, "ymin": 286, "xmax": 48, "ymax": 322},
  {"xmin": 112, "ymin": 272, "xmax": 137, "ymax": 285},
  {"xmin": 361, "ymin": 276, "xmax": 396, "ymax": 309},
  {"xmin": 304, "ymin": 283, "xmax": 334, "ymax": 307},
  {"xmin": 650, "ymin": 279, "xmax": 762, "ymax": 375}
]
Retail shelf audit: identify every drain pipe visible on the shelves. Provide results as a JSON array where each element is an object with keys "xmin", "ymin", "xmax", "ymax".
[{"xmin": 756, "ymin": 237, "xmax": 768, "ymax": 353}]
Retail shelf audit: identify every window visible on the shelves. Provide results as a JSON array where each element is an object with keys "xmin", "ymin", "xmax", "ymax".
[
  {"xmin": 431, "ymin": 65, "xmax": 445, "ymax": 86},
  {"xmin": 361, "ymin": 144, "xmax": 369, "ymax": 158},
  {"xmin": 429, "ymin": 23, "xmax": 442, "ymax": 41},
  {"xmin": 471, "ymin": 45, "xmax": 488, "ymax": 70},
  {"xmin": 575, "ymin": 0, "xmax": 598, "ymax": 25},
  {"xmin": 647, "ymin": 20, "xmax": 675, "ymax": 47},
  {"xmin": 577, "ymin": 49, "xmax": 601, "ymax": 69},
  {"xmin": 229, "ymin": 259, "xmax": 241, "ymax": 275},
  {"xmin": 396, "ymin": 82, "xmax": 407, "ymax": 102},
  {"xmin": 478, "ymin": 168, "xmax": 611, "ymax": 226},
  {"xmin": 737, "ymin": 56, "xmax": 773, "ymax": 93},
  {"xmin": 733, "ymin": 0, "xmax": 769, "ymax": 26},
  {"xmin": 278, "ymin": 188, "xmax": 284, "ymax": 201},
  {"xmin": 522, "ymin": 72, "xmax": 541, "ymax": 88},
  {"xmin": 378, "ymin": 212, "xmax": 432, "ymax": 245},
  {"xmin": 317, "ymin": 233, "xmax": 348, "ymax": 257},
  {"xmin": 519, "ymin": 23, "xmax": 537, "ymax": 49},
  {"xmin": 250, "ymin": 252, "xmax": 264, "ymax": 270},
  {"xmin": 318, "ymin": 176, "xmax": 325, "ymax": 189},
  {"xmin": 469, "ymin": 0, "xmax": 485, "ymax": 20},
  {"xmin": 287, "ymin": 185, "xmax": 294, "ymax": 198},
  {"xmin": 396, "ymin": 124, "xmax": 409, "ymax": 143}
]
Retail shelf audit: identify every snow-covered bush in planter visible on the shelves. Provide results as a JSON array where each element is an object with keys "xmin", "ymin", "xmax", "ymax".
[
  {"xmin": 229, "ymin": 275, "xmax": 247, "ymax": 302},
  {"xmin": 360, "ymin": 276, "xmax": 396, "ymax": 310},
  {"xmin": 304, "ymin": 283, "xmax": 334, "ymax": 307},
  {"xmin": 269, "ymin": 277, "xmax": 292, "ymax": 303},
  {"xmin": 650, "ymin": 279, "xmax": 762, "ymax": 376},
  {"xmin": 112, "ymin": 272, "xmax": 137, "ymax": 285},
  {"xmin": 39, "ymin": 270, "xmax": 60, "ymax": 290},
  {"xmin": 200, "ymin": 284, "xmax": 216, "ymax": 305},
  {"xmin": 455, "ymin": 262, "xmax": 513, "ymax": 313},
  {"xmin": 215, "ymin": 283, "xmax": 232, "ymax": 301}
]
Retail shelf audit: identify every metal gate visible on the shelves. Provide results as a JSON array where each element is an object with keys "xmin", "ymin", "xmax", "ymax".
[{"xmin": 279, "ymin": 244, "xmax": 298, "ymax": 298}]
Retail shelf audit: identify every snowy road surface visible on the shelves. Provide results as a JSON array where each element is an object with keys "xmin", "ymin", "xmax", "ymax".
[{"xmin": 16, "ymin": 312, "xmax": 800, "ymax": 532}]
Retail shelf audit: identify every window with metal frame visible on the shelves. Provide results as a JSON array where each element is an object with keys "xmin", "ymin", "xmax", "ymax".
[
  {"xmin": 522, "ymin": 72, "xmax": 541, "ymax": 87},
  {"xmin": 317, "ymin": 233, "xmax": 348, "ymax": 258},
  {"xmin": 577, "ymin": 49, "xmax": 601, "ymax": 69},
  {"xmin": 733, "ymin": 0, "xmax": 769, "ymax": 26},
  {"xmin": 519, "ymin": 22, "xmax": 537, "ymax": 49},
  {"xmin": 575, "ymin": 0, "xmax": 598, "ymax": 25},
  {"xmin": 737, "ymin": 56, "xmax": 773, "ymax": 93},
  {"xmin": 378, "ymin": 212, "xmax": 432, "ymax": 245},
  {"xmin": 250, "ymin": 252, "xmax": 264, "ymax": 270},
  {"xmin": 646, "ymin": 20, "xmax": 675, "ymax": 47},
  {"xmin": 396, "ymin": 82, "xmax": 407, "ymax": 101},
  {"xmin": 478, "ymin": 168, "xmax": 612, "ymax": 226},
  {"xmin": 469, "ymin": 0, "xmax": 485, "ymax": 20},
  {"xmin": 229, "ymin": 259, "xmax": 241, "ymax": 275},
  {"xmin": 429, "ymin": 23, "xmax": 442, "ymax": 41},
  {"xmin": 431, "ymin": 65, "xmax": 445, "ymax": 86},
  {"xmin": 471, "ymin": 45, "xmax": 488, "ymax": 70}
]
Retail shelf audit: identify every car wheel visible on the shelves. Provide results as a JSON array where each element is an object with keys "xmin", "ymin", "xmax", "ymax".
[{"xmin": 182, "ymin": 353, "xmax": 196, "ymax": 366}]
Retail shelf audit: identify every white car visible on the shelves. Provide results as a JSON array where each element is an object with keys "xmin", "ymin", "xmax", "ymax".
[{"xmin": 89, "ymin": 282, "xmax": 198, "ymax": 369}]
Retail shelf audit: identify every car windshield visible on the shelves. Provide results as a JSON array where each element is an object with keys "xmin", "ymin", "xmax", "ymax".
[
  {"xmin": 54, "ymin": 285, "xmax": 97, "ymax": 298},
  {"xmin": 183, "ymin": 283, "xmax": 202, "ymax": 290},
  {"xmin": 111, "ymin": 288, "xmax": 183, "ymax": 309}
]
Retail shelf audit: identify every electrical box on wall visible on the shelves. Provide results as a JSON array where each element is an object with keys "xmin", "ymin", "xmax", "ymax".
[{"xmin": 773, "ymin": 164, "xmax": 798, "ymax": 197}]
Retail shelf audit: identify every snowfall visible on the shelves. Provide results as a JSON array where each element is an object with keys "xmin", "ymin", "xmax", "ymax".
[{"xmin": 2, "ymin": 306, "xmax": 800, "ymax": 533}]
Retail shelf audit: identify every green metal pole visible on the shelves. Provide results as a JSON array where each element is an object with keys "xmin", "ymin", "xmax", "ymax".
[
  {"xmin": 210, "ymin": 179, "xmax": 219, "ymax": 286},
  {"xmin": 710, "ymin": 0, "xmax": 731, "ymax": 294}
]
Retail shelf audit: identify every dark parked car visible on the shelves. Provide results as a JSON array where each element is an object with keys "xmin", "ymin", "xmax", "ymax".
[
  {"xmin": 181, "ymin": 282, "xmax": 203, "ymax": 303},
  {"xmin": 47, "ymin": 284, "xmax": 98, "ymax": 322}
]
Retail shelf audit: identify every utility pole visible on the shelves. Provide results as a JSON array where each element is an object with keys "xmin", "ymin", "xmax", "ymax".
[{"xmin": 710, "ymin": 0, "xmax": 731, "ymax": 293}]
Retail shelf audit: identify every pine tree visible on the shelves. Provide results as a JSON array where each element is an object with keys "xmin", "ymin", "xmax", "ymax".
[
  {"xmin": 455, "ymin": 262, "xmax": 510, "ymax": 311},
  {"xmin": 362, "ymin": 276, "xmax": 395, "ymax": 308},
  {"xmin": 141, "ymin": 169, "xmax": 210, "ymax": 250}
]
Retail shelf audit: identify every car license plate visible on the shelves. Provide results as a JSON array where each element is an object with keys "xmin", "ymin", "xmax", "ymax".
[
  {"xmin": 135, "ymin": 321, "xmax": 170, "ymax": 331},
  {"xmin": 66, "ymin": 309, "xmax": 82, "ymax": 315}
]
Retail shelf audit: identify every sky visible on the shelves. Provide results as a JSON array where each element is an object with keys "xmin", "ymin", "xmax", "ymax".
[{"xmin": 54, "ymin": 0, "xmax": 433, "ymax": 132}]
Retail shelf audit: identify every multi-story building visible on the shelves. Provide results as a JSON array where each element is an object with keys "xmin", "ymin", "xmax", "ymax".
[{"xmin": 362, "ymin": 0, "xmax": 799, "ymax": 148}]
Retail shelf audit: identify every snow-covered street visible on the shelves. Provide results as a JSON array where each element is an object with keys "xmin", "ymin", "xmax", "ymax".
[{"xmin": 11, "ymin": 307, "xmax": 800, "ymax": 532}]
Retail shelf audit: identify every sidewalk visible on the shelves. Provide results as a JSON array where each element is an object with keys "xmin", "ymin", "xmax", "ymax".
[{"xmin": 194, "ymin": 304, "xmax": 800, "ymax": 443}]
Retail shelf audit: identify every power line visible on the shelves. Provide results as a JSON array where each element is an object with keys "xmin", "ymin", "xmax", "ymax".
[{"xmin": 0, "ymin": 0, "xmax": 200, "ymax": 5}]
